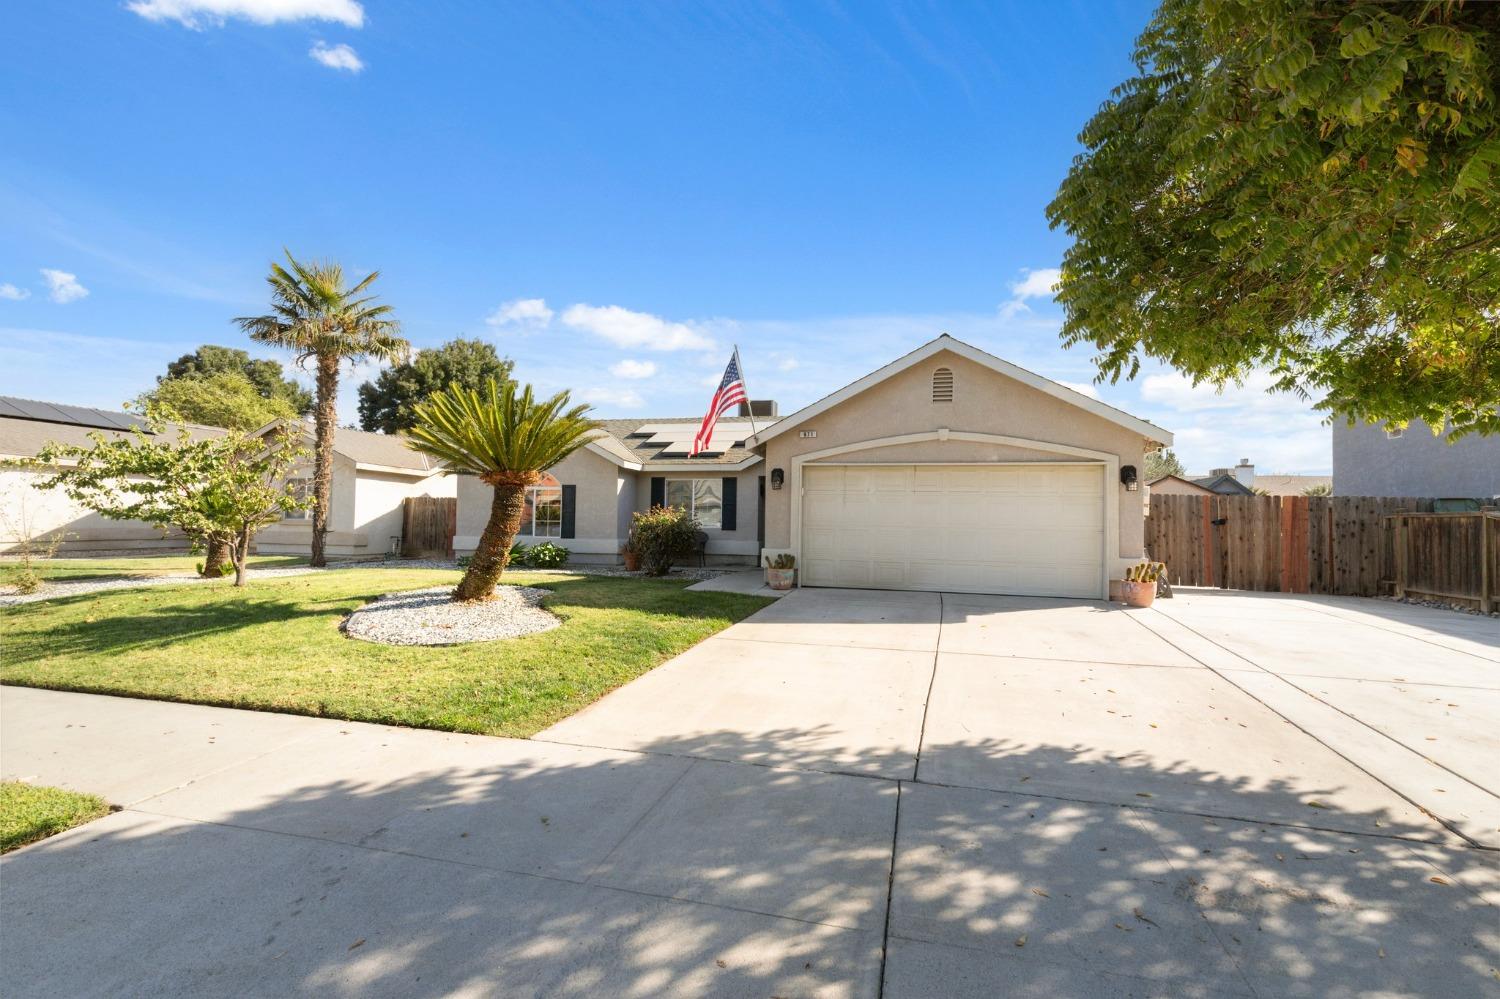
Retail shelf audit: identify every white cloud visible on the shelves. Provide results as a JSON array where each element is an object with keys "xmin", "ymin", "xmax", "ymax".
[
  {"xmin": 1136, "ymin": 369, "xmax": 1330, "ymax": 473},
  {"xmin": 0, "ymin": 283, "xmax": 29, "ymax": 301},
  {"xmin": 561, "ymin": 304, "xmax": 714, "ymax": 352},
  {"xmin": 581, "ymin": 386, "xmax": 645, "ymax": 410},
  {"xmin": 1059, "ymin": 380, "xmax": 1099, "ymax": 399},
  {"xmin": 486, "ymin": 298, "xmax": 553, "ymax": 328},
  {"xmin": 609, "ymin": 359, "xmax": 657, "ymax": 380},
  {"xmin": 309, "ymin": 41, "xmax": 363, "ymax": 72},
  {"xmin": 1010, "ymin": 267, "xmax": 1061, "ymax": 300},
  {"xmin": 999, "ymin": 266, "xmax": 1062, "ymax": 320},
  {"xmin": 776, "ymin": 356, "xmax": 800, "ymax": 372},
  {"xmin": 40, "ymin": 269, "xmax": 88, "ymax": 304},
  {"xmin": 126, "ymin": 0, "xmax": 364, "ymax": 28}
]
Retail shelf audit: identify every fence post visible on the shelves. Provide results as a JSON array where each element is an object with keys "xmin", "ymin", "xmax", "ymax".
[
  {"xmin": 1482, "ymin": 513, "xmax": 1493, "ymax": 614},
  {"xmin": 1393, "ymin": 514, "xmax": 1405, "ymax": 601}
]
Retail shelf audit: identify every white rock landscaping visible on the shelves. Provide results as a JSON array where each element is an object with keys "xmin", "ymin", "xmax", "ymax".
[{"xmin": 341, "ymin": 585, "xmax": 560, "ymax": 646}]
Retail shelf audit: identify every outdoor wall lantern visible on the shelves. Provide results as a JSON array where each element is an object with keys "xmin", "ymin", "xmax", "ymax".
[
  {"xmin": 1120, "ymin": 465, "xmax": 1139, "ymax": 491},
  {"xmin": 771, "ymin": 468, "xmax": 785, "ymax": 490}
]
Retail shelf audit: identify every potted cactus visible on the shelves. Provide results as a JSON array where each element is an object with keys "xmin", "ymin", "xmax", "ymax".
[
  {"xmin": 764, "ymin": 553, "xmax": 796, "ymax": 590},
  {"xmin": 1120, "ymin": 561, "xmax": 1165, "ymax": 608}
]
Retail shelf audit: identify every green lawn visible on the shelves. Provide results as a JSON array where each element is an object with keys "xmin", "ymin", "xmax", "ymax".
[
  {"xmin": 0, "ymin": 569, "xmax": 770, "ymax": 737},
  {"xmin": 0, "ymin": 554, "xmax": 307, "ymax": 586},
  {"xmin": 0, "ymin": 782, "xmax": 111, "ymax": 852}
]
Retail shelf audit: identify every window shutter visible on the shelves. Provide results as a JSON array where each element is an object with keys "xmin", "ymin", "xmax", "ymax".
[
  {"xmin": 650, "ymin": 476, "xmax": 665, "ymax": 508},
  {"xmin": 721, "ymin": 477, "xmax": 737, "ymax": 531},
  {"xmin": 560, "ymin": 484, "xmax": 576, "ymax": 539}
]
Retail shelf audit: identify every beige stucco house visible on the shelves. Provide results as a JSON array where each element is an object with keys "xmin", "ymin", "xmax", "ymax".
[
  {"xmin": 0, "ymin": 397, "xmax": 228, "ymax": 555},
  {"xmin": 457, "ymin": 335, "xmax": 1173, "ymax": 599},
  {"xmin": 252, "ymin": 423, "xmax": 455, "ymax": 558}
]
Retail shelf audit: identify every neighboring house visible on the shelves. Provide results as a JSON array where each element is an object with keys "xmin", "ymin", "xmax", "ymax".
[
  {"xmin": 1190, "ymin": 460, "xmax": 1257, "ymax": 496},
  {"xmin": 1253, "ymin": 474, "xmax": 1331, "ymax": 496},
  {"xmin": 0, "ymin": 396, "xmax": 228, "ymax": 555},
  {"xmin": 1333, "ymin": 418, "xmax": 1500, "ymax": 499},
  {"xmin": 252, "ymin": 423, "xmax": 455, "ymax": 558},
  {"xmin": 457, "ymin": 334, "xmax": 1173, "ymax": 600},
  {"xmin": 1147, "ymin": 474, "xmax": 1215, "ymax": 496}
]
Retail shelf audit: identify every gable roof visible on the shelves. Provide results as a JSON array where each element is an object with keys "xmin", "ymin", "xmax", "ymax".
[
  {"xmin": 1147, "ymin": 473, "xmax": 1214, "ymax": 494},
  {"xmin": 1191, "ymin": 473, "xmax": 1255, "ymax": 496},
  {"xmin": 747, "ymin": 334, "xmax": 1172, "ymax": 447},
  {"xmin": 250, "ymin": 420, "xmax": 444, "ymax": 475}
]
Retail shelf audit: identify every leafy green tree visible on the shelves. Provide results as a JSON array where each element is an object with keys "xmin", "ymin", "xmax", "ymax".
[
  {"xmin": 357, "ymin": 338, "xmax": 514, "ymax": 433},
  {"xmin": 235, "ymin": 252, "xmax": 409, "ymax": 567},
  {"xmin": 136, "ymin": 371, "xmax": 298, "ymax": 431},
  {"xmin": 28, "ymin": 424, "xmax": 308, "ymax": 586},
  {"xmin": 407, "ymin": 380, "xmax": 596, "ymax": 601},
  {"xmin": 1144, "ymin": 448, "xmax": 1187, "ymax": 480},
  {"xmin": 164, "ymin": 345, "xmax": 313, "ymax": 414},
  {"xmin": 1048, "ymin": 0, "xmax": 1500, "ymax": 437}
]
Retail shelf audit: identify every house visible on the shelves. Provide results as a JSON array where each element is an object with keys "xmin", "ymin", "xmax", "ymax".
[
  {"xmin": 0, "ymin": 396, "xmax": 229, "ymax": 555},
  {"xmin": 252, "ymin": 423, "xmax": 456, "ymax": 558},
  {"xmin": 458, "ymin": 334, "xmax": 1173, "ymax": 599},
  {"xmin": 1333, "ymin": 418, "xmax": 1500, "ymax": 499},
  {"xmin": 1252, "ymin": 474, "xmax": 1331, "ymax": 496},
  {"xmin": 1146, "ymin": 474, "xmax": 1214, "ymax": 497},
  {"xmin": 1190, "ymin": 460, "xmax": 1257, "ymax": 496}
]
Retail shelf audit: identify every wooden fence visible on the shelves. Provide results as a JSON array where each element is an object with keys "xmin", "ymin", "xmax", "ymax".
[
  {"xmin": 401, "ymin": 496, "xmax": 457, "ymax": 558},
  {"xmin": 1143, "ymin": 494, "xmax": 1477, "ymax": 599},
  {"xmin": 1391, "ymin": 510, "xmax": 1498, "ymax": 612}
]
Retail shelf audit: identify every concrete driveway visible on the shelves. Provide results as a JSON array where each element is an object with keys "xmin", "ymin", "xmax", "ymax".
[{"xmin": 4, "ymin": 587, "xmax": 1498, "ymax": 997}]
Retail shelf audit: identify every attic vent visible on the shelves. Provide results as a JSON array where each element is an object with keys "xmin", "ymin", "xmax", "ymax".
[{"xmin": 932, "ymin": 367, "xmax": 954, "ymax": 403}]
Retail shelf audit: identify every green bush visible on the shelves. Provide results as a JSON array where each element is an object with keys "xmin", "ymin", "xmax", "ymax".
[
  {"xmin": 527, "ymin": 542, "xmax": 569, "ymax": 568},
  {"xmin": 507, "ymin": 542, "xmax": 531, "ymax": 566},
  {"xmin": 631, "ymin": 506, "xmax": 699, "ymax": 576}
]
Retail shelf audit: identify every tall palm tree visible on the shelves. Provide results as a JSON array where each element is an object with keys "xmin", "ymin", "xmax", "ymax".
[
  {"xmin": 408, "ymin": 379, "xmax": 596, "ymax": 601},
  {"xmin": 235, "ymin": 252, "xmax": 408, "ymax": 566}
]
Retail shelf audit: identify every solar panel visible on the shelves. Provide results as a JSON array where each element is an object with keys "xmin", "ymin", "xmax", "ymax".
[{"xmin": 0, "ymin": 396, "xmax": 149, "ymax": 433}]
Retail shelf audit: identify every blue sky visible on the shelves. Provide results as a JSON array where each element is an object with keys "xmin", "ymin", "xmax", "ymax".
[{"xmin": 0, "ymin": 0, "xmax": 1331, "ymax": 474}]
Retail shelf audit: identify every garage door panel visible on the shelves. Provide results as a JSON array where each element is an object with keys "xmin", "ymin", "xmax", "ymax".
[{"xmin": 801, "ymin": 463, "xmax": 1105, "ymax": 598}]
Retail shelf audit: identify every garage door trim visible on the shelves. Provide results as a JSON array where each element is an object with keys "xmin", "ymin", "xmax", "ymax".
[{"xmin": 788, "ymin": 431, "xmax": 1120, "ymax": 599}]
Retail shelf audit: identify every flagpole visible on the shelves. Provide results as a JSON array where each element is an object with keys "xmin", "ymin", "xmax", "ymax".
[{"xmin": 733, "ymin": 344, "xmax": 759, "ymax": 438}]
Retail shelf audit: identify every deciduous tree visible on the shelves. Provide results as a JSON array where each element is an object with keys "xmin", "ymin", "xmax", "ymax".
[
  {"xmin": 357, "ymin": 338, "xmax": 513, "ymax": 434},
  {"xmin": 1048, "ymin": 0, "xmax": 1500, "ymax": 437}
]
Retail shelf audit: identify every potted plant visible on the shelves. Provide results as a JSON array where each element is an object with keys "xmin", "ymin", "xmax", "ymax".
[
  {"xmin": 764, "ymin": 553, "xmax": 796, "ymax": 590},
  {"xmin": 620, "ymin": 537, "xmax": 641, "ymax": 572},
  {"xmin": 1120, "ymin": 561, "xmax": 1165, "ymax": 608}
]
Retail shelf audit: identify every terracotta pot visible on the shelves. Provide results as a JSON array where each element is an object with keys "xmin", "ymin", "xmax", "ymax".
[
  {"xmin": 766, "ymin": 567, "xmax": 796, "ymax": 591},
  {"xmin": 1121, "ymin": 579, "xmax": 1156, "ymax": 608},
  {"xmin": 621, "ymin": 550, "xmax": 641, "ymax": 572}
]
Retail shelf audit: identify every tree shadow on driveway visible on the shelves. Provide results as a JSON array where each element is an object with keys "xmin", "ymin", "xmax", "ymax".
[{"xmin": 2, "ymin": 723, "xmax": 1495, "ymax": 998}]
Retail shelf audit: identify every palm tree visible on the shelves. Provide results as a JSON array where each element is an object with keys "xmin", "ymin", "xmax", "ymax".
[
  {"xmin": 408, "ymin": 379, "xmax": 596, "ymax": 601},
  {"xmin": 235, "ymin": 252, "xmax": 409, "ymax": 566}
]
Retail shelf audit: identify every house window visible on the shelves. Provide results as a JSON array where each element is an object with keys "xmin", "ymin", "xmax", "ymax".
[
  {"xmin": 932, "ymin": 366, "xmax": 954, "ymax": 402},
  {"xmin": 519, "ymin": 473, "xmax": 563, "ymax": 537},
  {"xmin": 666, "ymin": 478, "xmax": 722, "ymax": 529},
  {"xmin": 283, "ymin": 478, "xmax": 311, "ymax": 519}
]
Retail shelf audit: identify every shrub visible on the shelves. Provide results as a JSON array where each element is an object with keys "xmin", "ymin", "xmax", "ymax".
[
  {"xmin": 526, "ymin": 542, "xmax": 569, "ymax": 569},
  {"xmin": 631, "ymin": 505, "xmax": 699, "ymax": 576},
  {"xmin": 507, "ymin": 542, "xmax": 531, "ymax": 567}
]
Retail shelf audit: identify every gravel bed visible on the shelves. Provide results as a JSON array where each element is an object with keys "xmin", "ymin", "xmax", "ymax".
[
  {"xmin": 0, "ymin": 567, "xmax": 321, "ymax": 607},
  {"xmin": 325, "ymin": 558, "xmax": 730, "ymax": 581},
  {"xmin": 342, "ymin": 585, "xmax": 559, "ymax": 646}
]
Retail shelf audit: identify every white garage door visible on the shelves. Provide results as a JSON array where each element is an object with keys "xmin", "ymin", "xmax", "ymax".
[{"xmin": 800, "ymin": 464, "xmax": 1106, "ymax": 598}]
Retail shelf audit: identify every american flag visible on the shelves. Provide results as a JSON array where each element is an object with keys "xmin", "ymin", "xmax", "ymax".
[{"xmin": 691, "ymin": 351, "xmax": 748, "ymax": 455}]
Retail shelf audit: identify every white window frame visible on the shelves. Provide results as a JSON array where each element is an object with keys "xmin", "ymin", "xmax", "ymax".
[
  {"xmin": 665, "ymin": 477, "xmax": 723, "ymax": 530},
  {"xmin": 282, "ymin": 477, "xmax": 312, "ymax": 520},
  {"xmin": 519, "ymin": 475, "xmax": 563, "ymax": 538}
]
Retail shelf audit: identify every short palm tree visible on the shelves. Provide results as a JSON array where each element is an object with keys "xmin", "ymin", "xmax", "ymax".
[
  {"xmin": 408, "ymin": 379, "xmax": 596, "ymax": 601},
  {"xmin": 235, "ymin": 252, "xmax": 409, "ymax": 566}
]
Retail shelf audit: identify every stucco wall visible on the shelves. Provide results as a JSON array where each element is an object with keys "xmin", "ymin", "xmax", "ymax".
[
  {"xmin": 0, "ymin": 467, "xmax": 192, "ymax": 554},
  {"xmin": 455, "ymin": 447, "xmax": 632, "ymax": 561},
  {"xmin": 1333, "ymin": 420, "xmax": 1500, "ymax": 498},
  {"xmin": 256, "ymin": 457, "xmax": 453, "ymax": 557},
  {"xmin": 760, "ymin": 349, "xmax": 1151, "ymax": 569},
  {"xmin": 631, "ymin": 467, "xmax": 763, "ymax": 559}
]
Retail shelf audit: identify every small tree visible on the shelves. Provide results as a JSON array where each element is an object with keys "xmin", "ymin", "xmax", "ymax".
[
  {"xmin": 28, "ymin": 424, "xmax": 308, "ymax": 587},
  {"xmin": 1144, "ymin": 448, "xmax": 1186, "ymax": 480},
  {"xmin": 406, "ymin": 380, "xmax": 596, "ymax": 601},
  {"xmin": 136, "ymin": 370, "xmax": 299, "ymax": 431},
  {"xmin": 0, "ymin": 483, "xmax": 67, "ymax": 595},
  {"xmin": 630, "ymin": 506, "xmax": 700, "ymax": 577}
]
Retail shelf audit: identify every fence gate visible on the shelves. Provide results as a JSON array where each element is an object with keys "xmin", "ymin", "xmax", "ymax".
[{"xmin": 402, "ymin": 496, "xmax": 457, "ymax": 558}]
